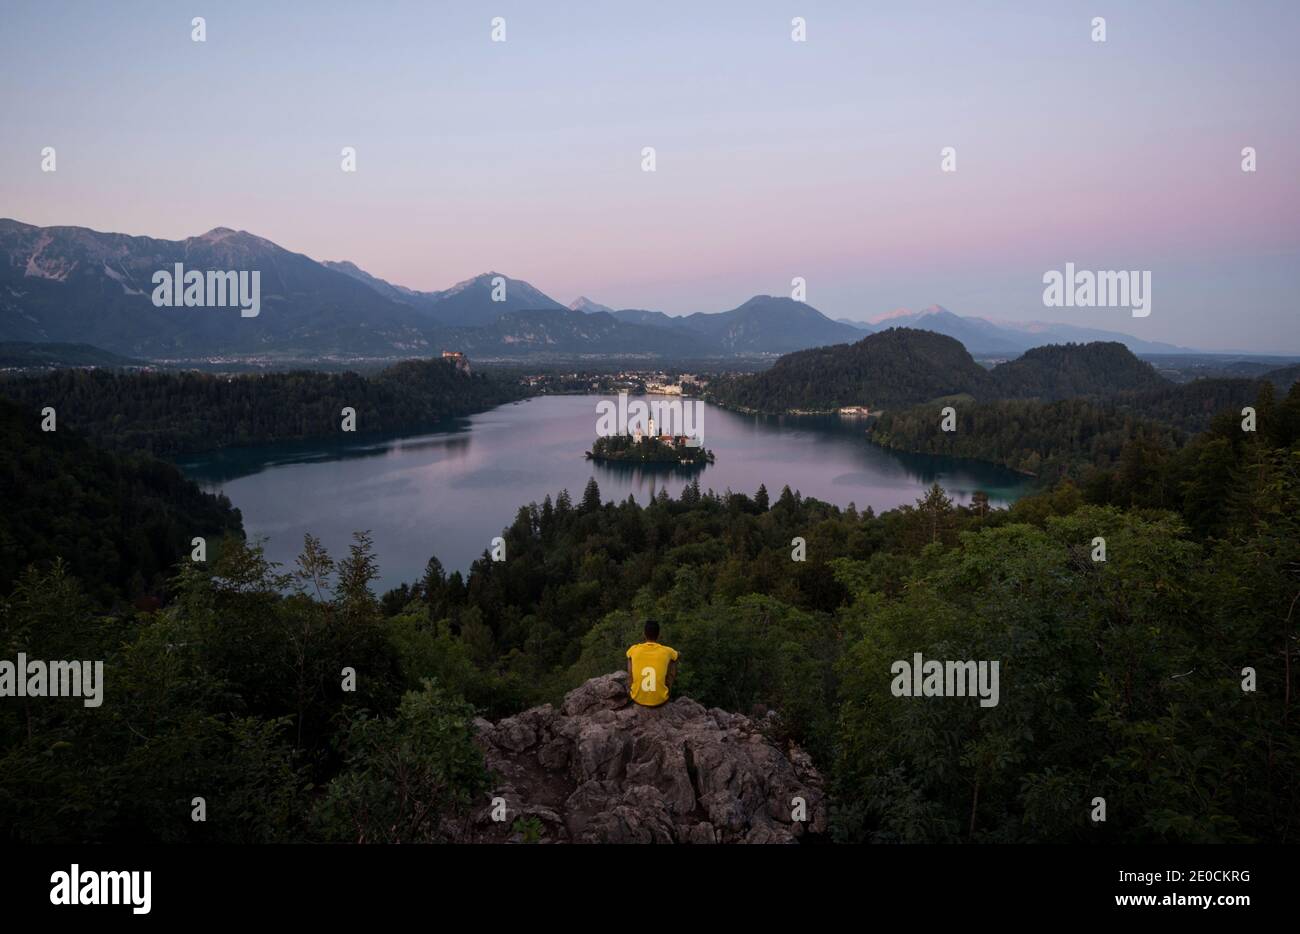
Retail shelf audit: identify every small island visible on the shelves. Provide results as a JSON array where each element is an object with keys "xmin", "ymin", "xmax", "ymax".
[{"xmin": 587, "ymin": 432, "xmax": 715, "ymax": 468}]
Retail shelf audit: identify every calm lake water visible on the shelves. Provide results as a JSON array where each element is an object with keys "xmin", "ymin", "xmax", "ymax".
[{"xmin": 180, "ymin": 394, "xmax": 1032, "ymax": 593}]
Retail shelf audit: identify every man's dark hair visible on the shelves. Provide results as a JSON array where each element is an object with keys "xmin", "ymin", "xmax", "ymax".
[{"xmin": 643, "ymin": 619, "xmax": 660, "ymax": 640}]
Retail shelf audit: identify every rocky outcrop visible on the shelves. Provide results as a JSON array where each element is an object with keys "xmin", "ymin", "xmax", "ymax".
[{"xmin": 458, "ymin": 672, "xmax": 827, "ymax": 844}]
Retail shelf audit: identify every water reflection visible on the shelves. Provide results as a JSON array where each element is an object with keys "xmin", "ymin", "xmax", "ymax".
[{"xmin": 182, "ymin": 395, "xmax": 1033, "ymax": 591}]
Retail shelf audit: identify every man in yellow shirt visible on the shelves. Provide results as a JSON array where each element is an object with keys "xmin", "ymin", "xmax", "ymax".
[{"xmin": 625, "ymin": 620, "xmax": 679, "ymax": 707}]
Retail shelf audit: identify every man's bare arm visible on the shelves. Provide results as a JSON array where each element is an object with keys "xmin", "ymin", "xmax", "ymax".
[
  {"xmin": 666, "ymin": 659, "xmax": 678, "ymax": 689},
  {"xmin": 627, "ymin": 657, "xmax": 633, "ymax": 681}
]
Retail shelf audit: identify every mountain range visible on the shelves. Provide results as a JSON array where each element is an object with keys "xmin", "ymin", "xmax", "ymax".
[
  {"xmin": 0, "ymin": 220, "xmax": 867, "ymax": 359},
  {"xmin": 835, "ymin": 306, "xmax": 1194, "ymax": 356},
  {"xmin": 0, "ymin": 219, "xmax": 1203, "ymax": 361}
]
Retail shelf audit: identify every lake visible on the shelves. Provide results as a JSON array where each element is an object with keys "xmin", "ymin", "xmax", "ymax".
[{"xmin": 180, "ymin": 394, "xmax": 1033, "ymax": 593}]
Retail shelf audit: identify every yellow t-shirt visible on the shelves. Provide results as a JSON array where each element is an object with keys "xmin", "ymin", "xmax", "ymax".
[{"xmin": 626, "ymin": 641, "xmax": 679, "ymax": 707}]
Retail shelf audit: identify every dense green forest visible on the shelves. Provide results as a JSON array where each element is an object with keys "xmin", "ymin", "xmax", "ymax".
[
  {"xmin": 1123, "ymin": 377, "xmax": 1275, "ymax": 433},
  {"xmin": 0, "ymin": 357, "xmax": 528, "ymax": 457},
  {"xmin": 706, "ymin": 332, "xmax": 1176, "ymax": 414},
  {"xmin": 1264, "ymin": 363, "xmax": 1300, "ymax": 393},
  {"xmin": 708, "ymin": 330, "xmax": 1283, "ymax": 483},
  {"xmin": 0, "ymin": 399, "xmax": 242, "ymax": 605},
  {"xmin": 2, "ymin": 380, "xmax": 1296, "ymax": 843},
  {"xmin": 868, "ymin": 381, "xmax": 1276, "ymax": 481},
  {"xmin": 987, "ymin": 341, "xmax": 1169, "ymax": 399},
  {"xmin": 707, "ymin": 328, "xmax": 995, "ymax": 412}
]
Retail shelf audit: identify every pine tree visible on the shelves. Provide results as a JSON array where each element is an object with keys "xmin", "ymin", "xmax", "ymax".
[
  {"xmin": 540, "ymin": 495, "xmax": 555, "ymax": 540},
  {"xmin": 421, "ymin": 555, "xmax": 446, "ymax": 607},
  {"xmin": 580, "ymin": 477, "xmax": 602, "ymax": 512}
]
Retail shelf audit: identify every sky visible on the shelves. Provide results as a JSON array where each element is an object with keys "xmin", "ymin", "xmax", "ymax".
[{"xmin": 1, "ymin": 0, "xmax": 1297, "ymax": 352}]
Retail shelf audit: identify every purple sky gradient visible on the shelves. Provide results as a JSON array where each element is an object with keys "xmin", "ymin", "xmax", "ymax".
[{"xmin": 1, "ymin": 1, "xmax": 1296, "ymax": 351}]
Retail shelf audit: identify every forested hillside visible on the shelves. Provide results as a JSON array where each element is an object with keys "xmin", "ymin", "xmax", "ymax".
[
  {"xmin": 0, "ymin": 399, "xmax": 243, "ymax": 604},
  {"xmin": 707, "ymin": 328, "xmax": 995, "ymax": 412},
  {"xmin": 707, "ymin": 332, "xmax": 1184, "ymax": 415},
  {"xmin": 708, "ymin": 331, "xmax": 1288, "ymax": 482},
  {"xmin": 2, "ymin": 382, "xmax": 1296, "ymax": 843},
  {"xmin": 1264, "ymin": 363, "xmax": 1300, "ymax": 393},
  {"xmin": 1129, "ymin": 377, "xmax": 1278, "ymax": 433},
  {"xmin": 988, "ymin": 341, "xmax": 1168, "ymax": 399},
  {"xmin": 0, "ymin": 357, "xmax": 528, "ymax": 457},
  {"xmin": 867, "ymin": 380, "xmax": 1279, "ymax": 481}
]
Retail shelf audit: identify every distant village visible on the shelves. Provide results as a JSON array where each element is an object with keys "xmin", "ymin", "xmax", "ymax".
[
  {"xmin": 517, "ymin": 368, "xmax": 709, "ymax": 397},
  {"xmin": 437, "ymin": 353, "xmax": 876, "ymax": 418}
]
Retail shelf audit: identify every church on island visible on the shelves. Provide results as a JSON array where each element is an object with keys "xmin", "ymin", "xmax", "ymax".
[{"xmin": 632, "ymin": 416, "xmax": 690, "ymax": 448}]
